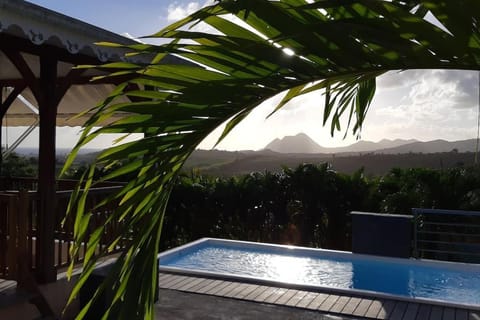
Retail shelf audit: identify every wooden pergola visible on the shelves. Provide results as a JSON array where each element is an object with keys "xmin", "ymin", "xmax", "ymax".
[{"xmin": 0, "ymin": 0, "xmax": 177, "ymax": 284}]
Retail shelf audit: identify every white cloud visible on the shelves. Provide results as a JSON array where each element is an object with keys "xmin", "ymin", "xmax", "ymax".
[
  {"xmin": 199, "ymin": 70, "xmax": 479, "ymax": 151},
  {"xmin": 360, "ymin": 70, "xmax": 479, "ymax": 143},
  {"xmin": 167, "ymin": 2, "xmax": 202, "ymax": 22},
  {"xmin": 164, "ymin": 1, "xmax": 219, "ymax": 38}
]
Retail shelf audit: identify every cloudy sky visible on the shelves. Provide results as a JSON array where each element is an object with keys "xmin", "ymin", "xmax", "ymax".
[{"xmin": 10, "ymin": 0, "xmax": 480, "ymax": 150}]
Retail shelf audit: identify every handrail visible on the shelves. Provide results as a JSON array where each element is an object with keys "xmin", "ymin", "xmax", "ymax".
[
  {"xmin": 0, "ymin": 177, "xmax": 125, "ymax": 192},
  {"xmin": 412, "ymin": 207, "xmax": 480, "ymax": 217},
  {"xmin": 413, "ymin": 208, "xmax": 480, "ymax": 263},
  {"xmin": 0, "ymin": 184, "xmax": 126, "ymax": 281},
  {"xmin": 55, "ymin": 186, "xmax": 124, "ymax": 198}
]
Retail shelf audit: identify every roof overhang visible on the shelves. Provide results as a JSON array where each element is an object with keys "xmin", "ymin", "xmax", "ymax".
[{"xmin": 0, "ymin": 0, "xmax": 180, "ymax": 127}]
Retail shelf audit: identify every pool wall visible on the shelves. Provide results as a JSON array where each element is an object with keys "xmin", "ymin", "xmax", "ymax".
[
  {"xmin": 351, "ymin": 211, "xmax": 412, "ymax": 258},
  {"xmin": 158, "ymin": 238, "xmax": 480, "ymax": 310}
]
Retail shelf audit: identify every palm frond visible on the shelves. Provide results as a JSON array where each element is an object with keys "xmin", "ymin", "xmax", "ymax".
[{"xmin": 62, "ymin": 1, "xmax": 480, "ymax": 319}]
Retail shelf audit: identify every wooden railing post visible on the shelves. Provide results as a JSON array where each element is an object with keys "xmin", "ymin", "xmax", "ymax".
[
  {"xmin": 6, "ymin": 194, "xmax": 17, "ymax": 279},
  {"xmin": 16, "ymin": 190, "xmax": 29, "ymax": 288}
]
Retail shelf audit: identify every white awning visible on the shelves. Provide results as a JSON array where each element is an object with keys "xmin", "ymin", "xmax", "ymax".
[{"xmin": 0, "ymin": 0, "xmax": 183, "ymax": 127}]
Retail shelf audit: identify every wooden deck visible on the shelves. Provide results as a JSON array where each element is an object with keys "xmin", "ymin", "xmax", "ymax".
[
  {"xmin": 0, "ymin": 279, "xmax": 16, "ymax": 295},
  {"xmin": 158, "ymin": 272, "xmax": 480, "ymax": 320}
]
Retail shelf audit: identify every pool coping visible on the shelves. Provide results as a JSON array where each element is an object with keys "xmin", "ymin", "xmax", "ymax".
[{"xmin": 157, "ymin": 237, "xmax": 480, "ymax": 311}]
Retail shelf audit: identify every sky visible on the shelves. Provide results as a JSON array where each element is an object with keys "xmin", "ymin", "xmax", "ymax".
[{"xmin": 4, "ymin": 0, "xmax": 480, "ymax": 151}]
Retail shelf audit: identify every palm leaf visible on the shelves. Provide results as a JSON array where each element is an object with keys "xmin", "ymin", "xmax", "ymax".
[{"xmin": 62, "ymin": 1, "xmax": 480, "ymax": 319}]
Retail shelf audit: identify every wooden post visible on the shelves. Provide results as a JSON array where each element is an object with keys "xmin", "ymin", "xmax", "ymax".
[
  {"xmin": 36, "ymin": 56, "xmax": 58, "ymax": 283},
  {"xmin": 16, "ymin": 190, "xmax": 29, "ymax": 288},
  {"xmin": 6, "ymin": 195, "xmax": 17, "ymax": 279}
]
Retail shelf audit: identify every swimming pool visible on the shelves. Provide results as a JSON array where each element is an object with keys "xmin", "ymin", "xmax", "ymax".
[{"xmin": 158, "ymin": 238, "xmax": 480, "ymax": 308}]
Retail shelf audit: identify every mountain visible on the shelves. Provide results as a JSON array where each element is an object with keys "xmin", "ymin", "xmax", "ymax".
[
  {"xmin": 265, "ymin": 133, "xmax": 328, "ymax": 153},
  {"xmin": 325, "ymin": 138, "xmax": 418, "ymax": 153},
  {"xmin": 264, "ymin": 133, "xmax": 417, "ymax": 154},
  {"xmin": 378, "ymin": 139, "xmax": 477, "ymax": 154}
]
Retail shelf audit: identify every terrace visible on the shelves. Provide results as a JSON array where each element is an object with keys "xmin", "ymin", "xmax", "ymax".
[{"xmin": 0, "ymin": 0, "xmax": 152, "ymax": 316}]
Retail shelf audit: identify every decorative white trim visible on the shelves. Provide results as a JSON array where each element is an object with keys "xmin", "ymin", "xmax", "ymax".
[{"xmin": 0, "ymin": 0, "xmax": 139, "ymax": 62}]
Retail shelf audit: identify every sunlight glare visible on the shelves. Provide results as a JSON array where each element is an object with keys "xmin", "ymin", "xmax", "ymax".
[
  {"xmin": 283, "ymin": 48, "xmax": 295, "ymax": 56},
  {"xmin": 269, "ymin": 255, "xmax": 308, "ymax": 283}
]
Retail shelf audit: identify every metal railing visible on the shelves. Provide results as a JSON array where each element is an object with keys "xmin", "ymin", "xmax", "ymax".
[{"xmin": 413, "ymin": 208, "xmax": 480, "ymax": 263}]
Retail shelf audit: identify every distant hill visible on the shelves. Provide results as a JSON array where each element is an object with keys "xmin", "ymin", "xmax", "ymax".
[
  {"xmin": 340, "ymin": 138, "xmax": 417, "ymax": 153},
  {"xmin": 265, "ymin": 133, "xmax": 328, "ymax": 153},
  {"xmin": 264, "ymin": 133, "xmax": 479, "ymax": 154},
  {"xmin": 185, "ymin": 150, "xmax": 475, "ymax": 177},
  {"xmin": 264, "ymin": 133, "xmax": 417, "ymax": 154},
  {"xmin": 377, "ymin": 139, "xmax": 477, "ymax": 154},
  {"xmin": 14, "ymin": 147, "xmax": 101, "ymax": 156},
  {"xmin": 185, "ymin": 135, "xmax": 480, "ymax": 176}
]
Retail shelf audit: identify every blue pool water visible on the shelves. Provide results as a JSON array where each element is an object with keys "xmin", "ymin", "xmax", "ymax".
[{"xmin": 159, "ymin": 239, "xmax": 480, "ymax": 306}]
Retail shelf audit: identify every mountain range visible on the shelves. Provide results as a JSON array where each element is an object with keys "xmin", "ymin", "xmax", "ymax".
[{"xmin": 265, "ymin": 133, "xmax": 477, "ymax": 154}]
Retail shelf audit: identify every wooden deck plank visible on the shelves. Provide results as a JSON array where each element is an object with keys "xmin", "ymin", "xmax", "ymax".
[
  {"xmin": 160, "ymin": 275, "xmax": 190, "ymax": 289},
  {"xmin": 415, "ymin": 304, "xmax": 431, "ymax": 320},
  {"xmin": 196, "ymin": 279, "xmax": 225, "ymax": 294},
  {"xmin": 168, "ymin": 276, "xmax": 198, "ymax": 290},
  {"xmin": 376, "ymin": 300, "xmax": 396, "ymax": 319},
  {"xmin": 273, "ymin": 289, "xmax": 298, "ymax": 305},
  {"xmin": 188, "ymin": 278, "xmax": 217, "ymax": 292},
  {"xmin": 341, "ymin": 297, "xmax": 362, "ymax": 315},
  {"xmin": 310, "ymin": 293, "xmax": 332, "ymax": 310},
  {"xmin": 158, "ymin": 273, "xmax": 173, "ymax": 283},
  {"xmin": 204, "ymin": 280, "xmax": 230, "ymax": 295},
  {"xmin": 263, "ymin": 288, "xmax": 289, "ymax": 304},
  {"xmin": 389, "ymin": 301, "xmax": 407, "ymax": 320},
  {"xmin": 176, "ymin": 277, "xmax": 206, "ymax": 292},
  {"xmin": 317, "ymin": 294, "xmax": 339, "ymax": 312},
  {"xmin": 329, "ymin": 296, "xmax": 351, "ymax": 314},
  {"xmin": 401, "ymin": 303, "xmax": 419, "ymax": 320},
  {"xmin": 295, "ymin": 292, "xmax": 319, "ymax": 308},
  {"xmin": 252, "ymin": 286, "xmax": 281, "ymax": 303},
  {"xmin": 236, "ymin": 284, "xmax": 260, "ymax": 299},
  {"xmin": 364, "ymin": 299, "xmax": 384, "ymax": 318},
  {"xmin": 429, "ymin": 305, "xmax": 443, "ymax": 320},
  {"xmin": 353, "ymin": 298, "xmax": 374, "ymax": 317},
  {"xmin": 158, "ymin": 274, "xmax": 181, "ymax": 287},
  {"xmin": 223, "ymin": 283, "xmax": 254, "ymax": 298},
  {"xmin": 442, "ymin": 308, "xmax": 455, "ymax": 320},
  {"xmin": 469, "ymin": 310, "xmax": 480, "ymax": 320},
  {"xmin": 455, "ymin": 309, "xmax": 468, "ymax": 320},
  {"xmin": 215, "ymin": 281, "xmax": 239, "ymax": 297},
  {"xmin": 285, "ymin": 290, "xmax": 308, "ymax": 307},
  {"xmin": 243, "ymin": 285, "xmax": 270, "ymax": 301},
  {"xmin": 0, "ymin": 280, "xmax": 16, "ymax": 292}
]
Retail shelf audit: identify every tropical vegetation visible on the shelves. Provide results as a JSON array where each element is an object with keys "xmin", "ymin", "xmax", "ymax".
[
  {"xmin": 0, "ymin": 151, "xmax": 37, "ymax": 177},
  {"xmin": 163, "ymin": 164, "xmax": 480, "ymax": 251},
  {"xmin": 61, "ymin": 0, "xmax": 480, "ymax": 319}
]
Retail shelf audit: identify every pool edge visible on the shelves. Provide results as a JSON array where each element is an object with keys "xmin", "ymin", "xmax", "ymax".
[{"xmin": 157, "ymin": 238, "xmax": 480, "ymax": 310}]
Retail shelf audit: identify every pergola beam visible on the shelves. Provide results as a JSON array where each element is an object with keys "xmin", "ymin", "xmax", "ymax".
[
  {"xmin": 2, "ymin": 49, "xmax": 40, "ymax": 98},
  {"xmin": 0, "ymin": 84, "xmax": 27, "ymax": 118}
]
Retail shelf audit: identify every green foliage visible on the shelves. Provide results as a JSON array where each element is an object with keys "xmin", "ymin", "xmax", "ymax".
[
  {"xmin": 163, "ymin": 165, "xmax": 480, "ymax": 252},
  {"xmin": 62, "ymin": 1, "xmax": 480, "ymax": 319},
  {"xmin": 0, "ymin": 152, "xmax": 37, "ymax": 177}
]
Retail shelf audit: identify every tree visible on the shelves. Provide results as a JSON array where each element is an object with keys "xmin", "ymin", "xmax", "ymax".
[
  {"xmin": 0, "ymin": 151, "xmax": 37, "ymax": 178},
  {"xmin": 62, "ymin": 1, "xmax": 480, "ymax": 318}
]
